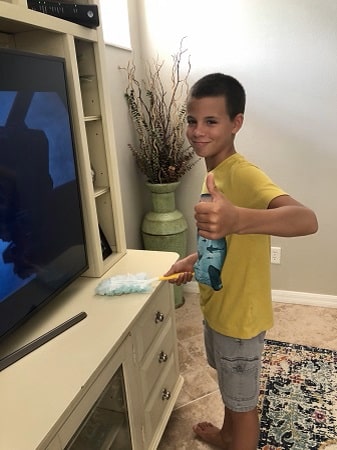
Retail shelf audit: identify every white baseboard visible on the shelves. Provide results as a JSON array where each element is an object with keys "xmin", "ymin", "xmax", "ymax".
[
  {"xmin": 272, "ymin": 290, "xmax": 337, "ymax": 308},
  {"xmin": 183, "ymin": 283, "xmax": 337, "ymax": 309}
]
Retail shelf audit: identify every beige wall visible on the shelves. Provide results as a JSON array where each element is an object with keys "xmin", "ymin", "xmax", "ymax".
[{"xmin": 104, "ymin": 0, "xmax": 337, "ymax": 296}]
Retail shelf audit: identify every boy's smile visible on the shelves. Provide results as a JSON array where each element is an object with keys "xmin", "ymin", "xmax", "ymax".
[{"xmin": 186, "ymin": 96, "xmax": 243, "ymax": 170}]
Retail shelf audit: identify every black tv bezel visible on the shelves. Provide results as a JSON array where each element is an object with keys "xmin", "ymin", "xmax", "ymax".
[{"xmin": 0, "ymin": 47, "xmax": 89, "ymax": 349}]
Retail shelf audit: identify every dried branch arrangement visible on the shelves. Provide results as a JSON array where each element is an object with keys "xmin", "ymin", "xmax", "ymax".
[{"xmin": 120, "ymin": 39, "xmax": 198, "ymax": 184}]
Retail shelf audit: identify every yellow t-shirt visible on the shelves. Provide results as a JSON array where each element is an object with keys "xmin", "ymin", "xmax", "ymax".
[{"xmin": 199, "ymin": 153, "xmax": 287, "ymax": 339}]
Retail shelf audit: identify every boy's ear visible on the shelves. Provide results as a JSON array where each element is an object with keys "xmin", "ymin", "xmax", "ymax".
[{"xmin": 232, "ymin": 113, "xmax": 244, "ymax": 134}]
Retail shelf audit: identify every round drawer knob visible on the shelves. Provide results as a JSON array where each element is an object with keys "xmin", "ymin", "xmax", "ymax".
[
  {"xmin": 155, "ymin": 311, "xmax": 165, "ymax": 323},
  {"xmin": 161, "ymin": 388, "xmax": 171, "ymax": 400},
  {"xmin": 158, "ymin": 351, "xmax": 168, "ymax": 363}
]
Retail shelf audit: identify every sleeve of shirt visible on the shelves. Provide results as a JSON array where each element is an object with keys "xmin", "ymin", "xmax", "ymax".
[{"xmin": 230, "ymin": 162, "xmax": 287, "ymax": 209}]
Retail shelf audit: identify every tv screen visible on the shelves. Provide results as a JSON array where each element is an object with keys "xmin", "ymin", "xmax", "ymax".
[{"xmin": 0, "ymin": 48, "xmax": 88, "ymax": 343}]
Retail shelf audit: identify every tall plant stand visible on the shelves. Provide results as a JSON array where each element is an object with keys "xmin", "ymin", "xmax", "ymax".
[{"xmin": 142, "ymin": 182, "xmax": 187, "ymax": 307}]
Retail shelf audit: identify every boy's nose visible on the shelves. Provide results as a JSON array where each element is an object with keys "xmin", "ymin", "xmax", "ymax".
[{"xmin": 192, "ymin": 124, "xmax": 205, "ymax": 136}]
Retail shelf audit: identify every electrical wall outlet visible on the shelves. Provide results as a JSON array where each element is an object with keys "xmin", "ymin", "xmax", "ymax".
[{"xmin": 271, "ymin": 246, "xmax": 281, "ymax": 264}]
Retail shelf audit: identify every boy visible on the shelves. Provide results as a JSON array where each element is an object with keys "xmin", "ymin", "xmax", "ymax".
[{"xmin": 164, "ymin": 73, "xmax": 318, "ymax": 450}]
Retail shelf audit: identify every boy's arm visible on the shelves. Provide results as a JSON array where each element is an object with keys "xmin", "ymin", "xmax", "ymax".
[
  {"xmin": 195, "ymin": 173, "xmax": 318, "ymax": 239},
  {"xmin": 237, "ymin": 194, "xmax": 318, "ymax": 237}
]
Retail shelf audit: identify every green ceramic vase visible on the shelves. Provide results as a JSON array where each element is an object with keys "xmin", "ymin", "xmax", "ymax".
[{"xmin": 142, "ymin": 182, "xmax": 187, "ymax": 307}]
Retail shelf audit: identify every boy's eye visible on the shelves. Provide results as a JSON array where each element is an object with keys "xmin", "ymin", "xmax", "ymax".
[
  {"xmin": 187, "ymin": 118, "xmax": 196, "ymax": 125},
  {"xmin": 206, "ymin": 119, "xmax": 217, "ymax": 125}
]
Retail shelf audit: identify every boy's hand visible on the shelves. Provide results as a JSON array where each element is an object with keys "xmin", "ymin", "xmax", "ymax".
[
  {"xmin": 195, "ymin": 172, "xmax": 239, "ymax": 239},
  {"xmin": 163, "ymin": 254, "xmax": 197, "ymax": 285}
]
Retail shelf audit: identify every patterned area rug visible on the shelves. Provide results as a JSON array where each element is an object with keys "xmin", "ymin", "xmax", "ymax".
[{"xmin": 258, "ymin": 339, "xmax": 337, "ymax": 450}]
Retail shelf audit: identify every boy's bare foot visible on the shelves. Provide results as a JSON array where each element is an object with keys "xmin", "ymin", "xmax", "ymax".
[{"xmin": 193, "ymin": 422, "xmax": 228, "ymax": 449}]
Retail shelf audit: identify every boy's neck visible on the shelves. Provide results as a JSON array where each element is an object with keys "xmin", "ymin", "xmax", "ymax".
[{"xmin": 206, "ymin": 148, "xmax": 237, "ymax": 171}]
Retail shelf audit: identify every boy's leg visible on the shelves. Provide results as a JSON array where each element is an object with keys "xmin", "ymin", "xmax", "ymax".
[
  {"xmin": 196, "ymin": 323, "xmax": 265, "ymax": 448},
  {"xmin": 193, "ymin": 406, "xmax": 258, "ymax": 450},
  {"xmin": 223, "ymin": 406, "xmax": 259, "ymax": 449}
]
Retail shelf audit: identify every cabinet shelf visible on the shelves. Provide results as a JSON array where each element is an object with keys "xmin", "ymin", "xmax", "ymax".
[
  {"xmin": 94, "ymin": 186, "xmax": 110, "ymax": 197},
  {"xmin": 79, "ymin": 75, "xmax": 96, "ymax": 81},
  {"xmin": 84, "ymin": 115, "xmax": 101, "ymax": 122}
]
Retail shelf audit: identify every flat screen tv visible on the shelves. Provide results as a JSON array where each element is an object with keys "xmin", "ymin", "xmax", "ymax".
[{"xmin": 0, "ymin": 48, "xmax": 88, "ymax": 362}]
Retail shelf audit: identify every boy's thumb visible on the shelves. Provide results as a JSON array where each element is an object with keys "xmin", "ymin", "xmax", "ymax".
[{"xmin": 205, "ymin": 172, "xmax": 219, "ymax": 199}]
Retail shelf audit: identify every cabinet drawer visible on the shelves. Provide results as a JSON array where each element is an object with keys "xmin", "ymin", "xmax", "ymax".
[
  {"xmin": 134, "ymin": 283, "xmax": 173, "ymax": 362},
  {"xmin": 143, "ymin": 355, "xmax": 179, "ymax": 447},
  {"xmin": 140, "ymin": 318, "xmax": 175, "ymax": 403}
]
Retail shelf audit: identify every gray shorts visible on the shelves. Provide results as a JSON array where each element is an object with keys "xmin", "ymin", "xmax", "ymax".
[{"xmin": 204, "ymin": 321, "xmax": 266, "ymax": 412}]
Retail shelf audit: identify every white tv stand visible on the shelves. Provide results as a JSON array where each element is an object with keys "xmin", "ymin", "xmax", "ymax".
[
  {"xmin": 0, "ymin": 1, "xmax": 183, "ymax": 448},
  {"xmin": 0, "ymin": 250, "xmax": 183, "ymax": 450}
]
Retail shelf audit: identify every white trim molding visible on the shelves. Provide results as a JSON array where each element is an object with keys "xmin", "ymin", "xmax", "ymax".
[
  {"xmin": 272, "ymin": 290, "xmax": 337, "ymax": 308},
  {"xmin": 184, "ymin": 283, "xmax": 337, "ymax": 309}
]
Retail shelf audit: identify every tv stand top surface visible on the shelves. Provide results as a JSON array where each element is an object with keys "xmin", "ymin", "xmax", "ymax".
[{"xmin": 0, "ymin": 311, "xmax": 88, "ymax": 372}]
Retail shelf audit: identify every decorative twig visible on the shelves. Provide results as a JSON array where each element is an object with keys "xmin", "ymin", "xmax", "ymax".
[{"xmin": 120, "ymin": 38, "xmax": 198, "ymax": 184}]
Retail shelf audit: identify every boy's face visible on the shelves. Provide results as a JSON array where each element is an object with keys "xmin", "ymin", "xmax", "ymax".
[{"xmin": 186, "ymin": 96, "xmax": 243, "ymax": 170}]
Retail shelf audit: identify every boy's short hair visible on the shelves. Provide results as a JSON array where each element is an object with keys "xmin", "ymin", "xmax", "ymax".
[{"xmin": 189, "ymin": 73, "xmax": 246, "ymax": 120}]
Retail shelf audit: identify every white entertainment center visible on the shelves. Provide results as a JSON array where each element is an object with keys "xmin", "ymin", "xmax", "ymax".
[{"xmin": 0, "ymin": 1, "xmax": 183, "ymax": 449}]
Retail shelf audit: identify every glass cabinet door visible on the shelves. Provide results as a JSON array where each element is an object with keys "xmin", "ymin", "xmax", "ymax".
[{"xmin": 66, "ymin": 366, "xmax": 132, "ymax": 450}]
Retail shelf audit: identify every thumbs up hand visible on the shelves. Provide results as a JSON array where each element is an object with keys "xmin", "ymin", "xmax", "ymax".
[{"xmin": 195, "ymin": 172, "xmax": 239, "ymax": 239}]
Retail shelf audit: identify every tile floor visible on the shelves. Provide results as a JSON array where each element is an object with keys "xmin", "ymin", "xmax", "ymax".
[{"xmin": 157, "ymin": 292, "xmax": 337, "ymax": 450}]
